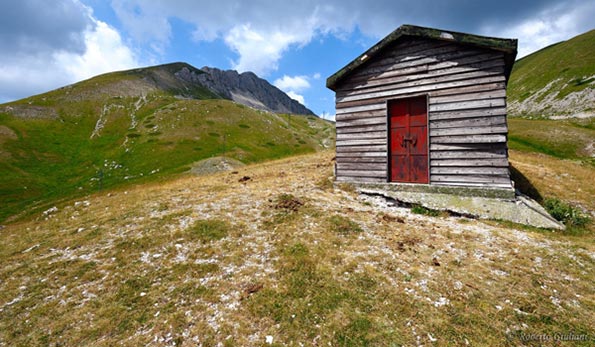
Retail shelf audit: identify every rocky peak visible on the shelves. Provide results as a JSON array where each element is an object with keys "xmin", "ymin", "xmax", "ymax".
[{"xmin": 195, "ymin": 66, "xmax": 315, "ymax": 115}]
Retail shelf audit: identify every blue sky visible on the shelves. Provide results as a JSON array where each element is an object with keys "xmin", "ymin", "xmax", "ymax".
[{"xmin": 1, "ymin": 0, "xmax": 594, "ymax": 119}]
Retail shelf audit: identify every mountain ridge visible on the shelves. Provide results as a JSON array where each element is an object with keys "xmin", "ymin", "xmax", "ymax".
[{"xmin": 2, "ymin": 62, "xmax": 315, "ymax": 116}]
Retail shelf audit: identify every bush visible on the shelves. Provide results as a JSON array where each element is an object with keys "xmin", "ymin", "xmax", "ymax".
[
  {"xmin": 411, "ymin": 204, "xmax": 440, "ymax": 217},
  {"xmin": 544, "ymin": 198, "xmax": 591, "ymax": 227}
]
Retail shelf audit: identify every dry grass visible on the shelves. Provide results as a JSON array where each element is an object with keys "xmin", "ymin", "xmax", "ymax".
[
  {"xmin": 510, "ymin": 149, "xmax": 595, "ymax": 236},
  {"xmin": 1, "ymin": 150, "xmax": 595, "ymax": 346}
]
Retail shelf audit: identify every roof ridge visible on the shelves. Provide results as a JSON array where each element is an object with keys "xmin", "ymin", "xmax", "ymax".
[{"xmin": 327, "ymin": 24, "xmax": 517, "ymax": 90}]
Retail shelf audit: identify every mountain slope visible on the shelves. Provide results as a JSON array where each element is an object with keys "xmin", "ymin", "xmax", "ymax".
[
  {"xmin": 0, "ymin": 63, "xmax": 333, "ymax": 222},
  {"xmin": 1, "ymin": 151, "xmax": 593, "ymax": 346},
  {"xmin": 508, "ymin": 29, "xmax": 595, "ymax": 118}
]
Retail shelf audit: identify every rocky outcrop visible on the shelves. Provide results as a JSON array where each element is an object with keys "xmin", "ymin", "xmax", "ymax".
[{"xmin": 190, "ymin": 66, "xmax": 315, "ymax": 115}]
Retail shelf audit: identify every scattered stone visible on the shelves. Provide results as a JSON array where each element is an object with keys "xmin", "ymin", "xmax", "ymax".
[
  {"xmin": 22, "ymin": 244, "xmax": 40, "ymax": 253},
  {"xmin": 43, "ymin": 206, "xmax": 58, "ymax": 216},
  {"xmin": 432, "ymin": 257, "xmax": 441, "ymax": 266}
]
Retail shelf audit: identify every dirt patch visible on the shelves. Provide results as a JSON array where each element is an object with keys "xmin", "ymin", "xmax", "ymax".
[
  {"xmin": 0, "ymin": 125, "xmax": 18, "ymax": 159},
  {"xmin": 189, "ymin": 156, "xmax": 245, "ymax": 175},
  {"xmin": 272, "ymin": 193, "xmax": 303, "ymax": 212},
  {"xmin": 0, "ymin": 125, "xmax": 17, "ymax": 140},
  {"xmin": 2, "ymin": 105, "xmax": 58, "ymax": 119}
]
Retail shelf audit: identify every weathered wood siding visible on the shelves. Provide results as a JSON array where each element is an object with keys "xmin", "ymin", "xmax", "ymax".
[{"xmin": 335, "ymin": 37, "xmax": 512, "ymax": 188}]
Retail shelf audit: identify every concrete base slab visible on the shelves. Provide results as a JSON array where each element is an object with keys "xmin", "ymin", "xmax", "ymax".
[{"xmin": 354, "ymin": 184, "xmax": 564, "ymax": 230}]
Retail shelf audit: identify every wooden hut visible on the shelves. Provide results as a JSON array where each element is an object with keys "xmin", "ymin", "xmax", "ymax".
[{"xmin": 327, "ymin": 25, "xmax": 518, "ymax": 197}]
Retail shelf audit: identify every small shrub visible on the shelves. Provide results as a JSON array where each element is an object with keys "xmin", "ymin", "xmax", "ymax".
[
  {"xmin": 544, "ymin": 198, "xmax": 591, "ymax": 227},
  {"xmin": 328, "ymin": 215, "xmax": 362, "ymax": 234},
  {"xmin": 208, "ymin": 132, "xmax": 220, "ymax": 137},
  {"xmin": 126, "ymin": 133, "xmax": 141, "ymax": 138},
  {"xmin": 411, "ymin": 204, "xmax": 440, "ymax": 217},
  {"xmin": 238, "ymin": 124, "xmax": 250, "ymax": 129}
]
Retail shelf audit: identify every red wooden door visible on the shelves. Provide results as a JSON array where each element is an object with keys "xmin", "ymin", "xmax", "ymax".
[{"xmin": 389, "ymin": 96, "xmax": 428, "ymax": 183}]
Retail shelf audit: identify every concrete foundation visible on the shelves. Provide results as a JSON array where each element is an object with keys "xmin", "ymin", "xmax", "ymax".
[{"xmin": 350, "ymin": 182, "xmax": 564, "ymax": 230}]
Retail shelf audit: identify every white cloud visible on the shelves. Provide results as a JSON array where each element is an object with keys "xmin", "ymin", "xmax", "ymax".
[
  {"xmin": 109, "ymin": 1, "xmax": 342, "ymax": 76},
  {"xmin": 110, "ymin": 0, "xmax": 171, "ymax": 47},
  {"xmin": 273, "ymin": 75, "xmax": 311, "ymax": 92},
  {"xmin": 224, "ymin": 24, "xmax": 306, "ymax": 76},
  {"xmin": 0, "ymin": 12, "xmax": 139, "ymax": 102},
  {"xmin": 286, "ymin": 91, "xmax": 306, "ymax": 105},
  {"xmin": 319, "ymin": 112, "xmax": 336, "ymax": 122},
  {"xmin": 486, "ymin": 1, "xmax": 595, "ymax": 58},
  {"xmin": 273, "ymin": 74, "xmax": 320, "ymax": 107},
  {"xmin": 108, "ymin": 0, "xmax": 595, "ymax": 79},
  {"xmin": 55, "ymin": 20, "xmax": 139, "ymax": 82}
]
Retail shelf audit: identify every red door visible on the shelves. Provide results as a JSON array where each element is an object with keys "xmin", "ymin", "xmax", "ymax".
[{"xmin": 389, "ymin": 96, "xmax": 428, "ymax": 183}]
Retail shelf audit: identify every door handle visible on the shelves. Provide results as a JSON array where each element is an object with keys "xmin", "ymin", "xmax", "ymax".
[{"xmin": 401, "ymin": 135, "xmax": 417, "ymax": 148}]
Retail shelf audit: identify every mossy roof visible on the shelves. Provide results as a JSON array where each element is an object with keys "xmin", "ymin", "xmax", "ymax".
[{"xmin": 326, "ymin": 24, "xmax": 518, "ymax": 91}]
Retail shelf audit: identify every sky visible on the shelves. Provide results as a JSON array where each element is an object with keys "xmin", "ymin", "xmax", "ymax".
[{"xmin": 1, "ymin": 0, "xmax": 594, "ymax": 120}]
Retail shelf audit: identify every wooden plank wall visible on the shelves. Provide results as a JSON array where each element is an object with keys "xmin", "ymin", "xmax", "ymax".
[{"xmin": 335, "ymin": 38, "xmax": 512, "ymax": 188}]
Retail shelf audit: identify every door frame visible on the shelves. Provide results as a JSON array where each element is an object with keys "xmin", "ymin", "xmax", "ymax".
[{"xmin": 386, "ymin": 94, "xmax": 430, "ymax": 183}]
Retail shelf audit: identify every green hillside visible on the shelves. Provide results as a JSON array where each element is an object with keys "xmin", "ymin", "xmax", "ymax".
[
  {"xmin": 508, "ymin": 29, "xmax": 595, "ymax": 117},
  {"xmin": 508, "ymin": 117, "xmax": 595, "ymax": 165},
  {"xmin": 0, "ymin": 64, "xmax": 334, "ymax": 222}
]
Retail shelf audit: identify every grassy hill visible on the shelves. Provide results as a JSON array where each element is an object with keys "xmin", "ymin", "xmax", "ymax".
[
  {"xmin": 0, "ymin": 150, "xmax": 594, "ymax": 346},
  {"xmin": 508, "ymin": 29, "xmax": 595, "ymax": 118},
  {"xmin": 0, "ymin": 64, "xmax": 334, "ymax": 222}
]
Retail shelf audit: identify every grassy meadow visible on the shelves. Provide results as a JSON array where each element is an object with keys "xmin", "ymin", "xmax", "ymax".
[{"xmin": 1, "ymin": 149, "xmax": 594, "ymax": 346}]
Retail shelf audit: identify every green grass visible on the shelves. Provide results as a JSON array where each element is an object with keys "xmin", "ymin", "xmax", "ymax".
[
  {"xmin": 180, "ymin": 219, "xmax": 229, "ymax": 242},
  {"xmin": 508, "ymin": 118, "xmax": 595, "ymax": 165},
  {"xmin": 327, "ymin": 215, "xmax": 363, "ymax": 234},
  {"xmin": 411, "ymin": 204, "xmax": 441, "ymax": 217}
]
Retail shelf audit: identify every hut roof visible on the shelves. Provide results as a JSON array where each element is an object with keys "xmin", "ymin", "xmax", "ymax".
[{"xmin": 326, "ymin": 24, "xmax": 518, "ymax": 91}]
